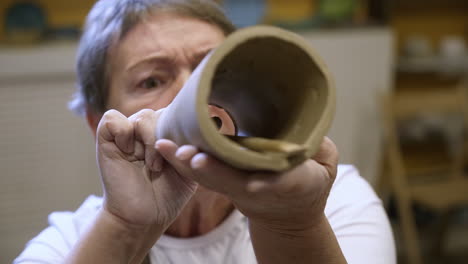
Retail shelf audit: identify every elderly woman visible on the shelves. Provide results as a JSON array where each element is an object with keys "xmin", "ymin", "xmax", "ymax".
[{"xmin": 15, "ymin": 0, "xmax": 395, "ymax": 263}]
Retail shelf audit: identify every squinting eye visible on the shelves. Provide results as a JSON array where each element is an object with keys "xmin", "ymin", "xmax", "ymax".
[{"xmin": 140, "ymin": 77, "xmax": 162, "ymax": 89}]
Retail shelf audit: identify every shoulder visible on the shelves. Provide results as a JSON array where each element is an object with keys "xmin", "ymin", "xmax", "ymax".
[
  {"xmin": 325, "ymin": 164, "xmax": 396, "ymax": 264},
  {"xmin": 49, "ymin": 195, "xmax": 103, "ymax": 243},
  {"xmin": 14, "ymin": 195, "xmax": 103, "ymax": 263},
  {"xmin": 328, "ymin": 164, "xmax": 379, "ymax": 206}
]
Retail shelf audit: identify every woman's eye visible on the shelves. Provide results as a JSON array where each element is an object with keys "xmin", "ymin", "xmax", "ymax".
[{"xmin": 140, "ymin": 77, "xmax": 162, "ymax": 89}]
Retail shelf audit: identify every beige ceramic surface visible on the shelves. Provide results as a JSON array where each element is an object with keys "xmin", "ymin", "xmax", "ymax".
[{"xmin": 156, "ymin": 25, "xmax": 335, "ymax": 171}]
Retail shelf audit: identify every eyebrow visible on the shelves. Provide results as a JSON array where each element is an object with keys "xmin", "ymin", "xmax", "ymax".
[
  {"xmin": 126, "ymin": 48, "xmax": 214, "ymax": 72},
  {"xmin": 191, "ymin": 48, "xmax": 214, "ymax": 69}
]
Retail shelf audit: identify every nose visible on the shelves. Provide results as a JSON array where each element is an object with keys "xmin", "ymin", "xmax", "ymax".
[
  {"xmin": 178, "ymin": 69, "xmax": 192, "ymax": 90},
  {"xmin": 166, "ymin": 69, "xmax": 195, "ymax": 106}
]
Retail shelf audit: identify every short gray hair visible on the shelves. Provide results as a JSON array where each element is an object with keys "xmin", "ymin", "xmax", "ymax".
[{"xmin": 69, "ymin": 0, "xmax": 236, "ymax": 116}]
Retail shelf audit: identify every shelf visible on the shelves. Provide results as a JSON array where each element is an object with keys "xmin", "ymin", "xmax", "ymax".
[{"xmin": 0, "ymin": 41, "xmax": 77, "ymax": 81}]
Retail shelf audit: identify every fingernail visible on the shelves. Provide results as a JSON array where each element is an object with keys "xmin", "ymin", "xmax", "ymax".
[
  {"xmin": 191, "ymin": 153, "xmax": 207, "ymax": 169},
  {"xmin": 176, "ymin": 146, "xmax": 197, "ymax": 161},
  {"xmin": 247, "ymin": 180, "xmax": 267, "ymax": 192},
  {"xmin": 175, "ymin": 148, "xmax": 189, "ymax": 161},
  {"xmin": 154, "ymin": 140, "xmax": 161, "ymax": 150},
  {"xmin": 154, "ymin": 139, "xmax": 168, "ymax": 150}
]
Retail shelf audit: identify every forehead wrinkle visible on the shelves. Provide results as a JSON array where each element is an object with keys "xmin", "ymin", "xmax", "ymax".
[
  {"xmin": 122, "ymin": 23, "xmax": 167, "ymax": 68},
  {"xmin": 111, "ymin": 14, "xmax": 225, "ymax": 79}
]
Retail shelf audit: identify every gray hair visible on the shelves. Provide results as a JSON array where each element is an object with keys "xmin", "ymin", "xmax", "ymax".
[{"xmin": 69, "ymin": 0, "xmax": 236, "ymax": 116}]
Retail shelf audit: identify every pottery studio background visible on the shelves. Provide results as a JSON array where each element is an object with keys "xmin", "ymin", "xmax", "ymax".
[{"xmin": 1, "ymin": 0, "xmax": 468, "ymax": 263}]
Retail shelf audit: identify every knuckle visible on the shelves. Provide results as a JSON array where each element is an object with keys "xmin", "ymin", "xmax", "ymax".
[
  {"xmin": 99, "ymin": 141, "xmax": 116, "ymax": 153},
  {"xmin": 133, "ymin": 117, "xmax": 148, "ymax": 133},
  {"xmin": 132, "ymin": 110, "xmax": 156, "ymax": 144},
  {"xmin": 100, "ymin": 109, "xmax": 121, "ymax": 126},
  {"xmin": 131, "ymin": 109, "xmax": 154, "ymax": 127},
  {"xmin": 133, "ymin": 109, "xmax": 154, "ymax": 119},
  {"xmin": 139, "ymin": 108, "xmax": 154, "ymax": 117},
  {"xmin": 134, "ymin": 116, "xmax": 143, "ymax": 128},
  {"xmin": 100, "ymin": 110, "xmax": 131, "ymax": 134},
  {"xmin": 102, "ymin": 109, "xmax": 119, "ymax": 119}
]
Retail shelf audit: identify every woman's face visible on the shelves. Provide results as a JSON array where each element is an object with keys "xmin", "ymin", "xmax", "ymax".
[{"xmin": 106, "ymin": 13, "xmax": 226, "ymax": 116}]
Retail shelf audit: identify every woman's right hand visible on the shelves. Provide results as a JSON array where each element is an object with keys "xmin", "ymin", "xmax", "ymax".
[
  {"xmin": 66, "ymin": 109, "xmax": 199, "ymax": 264},
  {"xmin": 96, "ymin": 109, "xmax": 198, "ymax": 229}
]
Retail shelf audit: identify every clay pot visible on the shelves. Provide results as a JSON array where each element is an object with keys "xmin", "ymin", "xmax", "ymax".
[{"xmin": 156, "ymin": 25, "xmax": 335, "ymax": 171}]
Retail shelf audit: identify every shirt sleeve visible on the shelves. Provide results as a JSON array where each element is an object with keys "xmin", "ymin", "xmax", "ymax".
[
  {"xmin": 325, "ymin": 165, "xmax": 396, "ymax": 264},
  {"xmin": 13, "ymin": 213, "xmax": 74, "ymax": 263},
  {"xmin": 13, "ymin": 196, "xmax": 102, "ymax": 264}
]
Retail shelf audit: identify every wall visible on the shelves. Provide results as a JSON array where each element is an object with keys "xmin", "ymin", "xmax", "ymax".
[
  {"xmin": 302, "ymin": 27, "xmax": 394, "ymax": 185},
  {"xmin": 0, "ymin": 27, "xmax": 393, "ymax": 262}
]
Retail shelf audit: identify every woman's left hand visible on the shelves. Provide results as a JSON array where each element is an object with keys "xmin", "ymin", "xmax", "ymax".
[{"xmin": 155, "ymin": 136, "xmax": 338, "ymax": 231}]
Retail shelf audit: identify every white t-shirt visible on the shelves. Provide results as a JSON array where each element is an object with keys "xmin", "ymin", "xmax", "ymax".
[{"xmin": 14, "ymin": 165, "xmax": 396, "ymax": 264}]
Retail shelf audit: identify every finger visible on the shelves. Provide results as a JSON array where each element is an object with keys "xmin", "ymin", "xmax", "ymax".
[
  {"xmin": 133, "ymin": 140, "xmax": 145, "ymax": 160},
  {"xmin": 175, "ymin": 145, "xmax": 199, "ymax": 161},
  {"xmin": 189, "ymin": 151, "xmax": 325, "ymax": 199},
  {"xmin": 190, "ymin": 153, "xmax": 251, "ymax": 196},
  {"xmin": 97, "ymin": 109, "xmax": 134, "ymax": 154},
  {"xmin": 129, "ymin": 109, "xmax": 162, "ymax": 172},
  {"xmin": 245, "ymin": 160, "xmax": 323, "ymax": 194},
  {"xmin": 311, "ymin": 137, "xmax": 338, "ymax": 180},
  {"xmin": 155, "ymin": 139, "xmax": 196, "ymax": 177},
  {"xmin": 151, "ymin": 152, "xmax": 163, "ymax": 172}
]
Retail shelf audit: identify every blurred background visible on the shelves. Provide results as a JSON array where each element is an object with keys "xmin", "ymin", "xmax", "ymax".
[{"xmin": 0, "ymin": 0, "xmax": 467, "ymax": 263}]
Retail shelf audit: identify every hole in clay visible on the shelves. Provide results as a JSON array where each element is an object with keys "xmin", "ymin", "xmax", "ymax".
[{"xmin": 212, "ymin": 116, "xmax": 222, "ymax": 129}]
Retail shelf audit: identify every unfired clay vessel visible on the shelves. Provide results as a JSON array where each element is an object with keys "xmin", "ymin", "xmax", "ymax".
[{"xmin": 156, "ymin": 25, "xmax": 335, "ymax": 171}]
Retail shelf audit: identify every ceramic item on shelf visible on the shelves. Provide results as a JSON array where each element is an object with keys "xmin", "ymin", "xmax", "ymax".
[
  {"xmin": 265, "ymin": 0, "xmax": 321, "ymax": 30},
  {"xmin": 397, "ymin": 35, "xmax": 437, "ymax": 73},
  {"xmin": 222, "ymin": 0, "xmax": 266, "ymax": 28},
  {"xmin": 438, "ymin": 35, "xmax": 467, "ymax": 76},
  {"xmin": 4, "ymin": 2, "xmax": 47, "ymax": 43},
  {"xmin": 319, "ymin": 0, "xmax": 357, "ymax": 23},
  {"xmin": 156, "ymin": 26, "xmax": 335, "ymax": 171},
  {"xmin": 404, "ymin": 35, "xmax": 433, "ymax": 59},
  {"xmin": 265, "ymin": 0, "xmax": 317, "ymax": 24}
]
